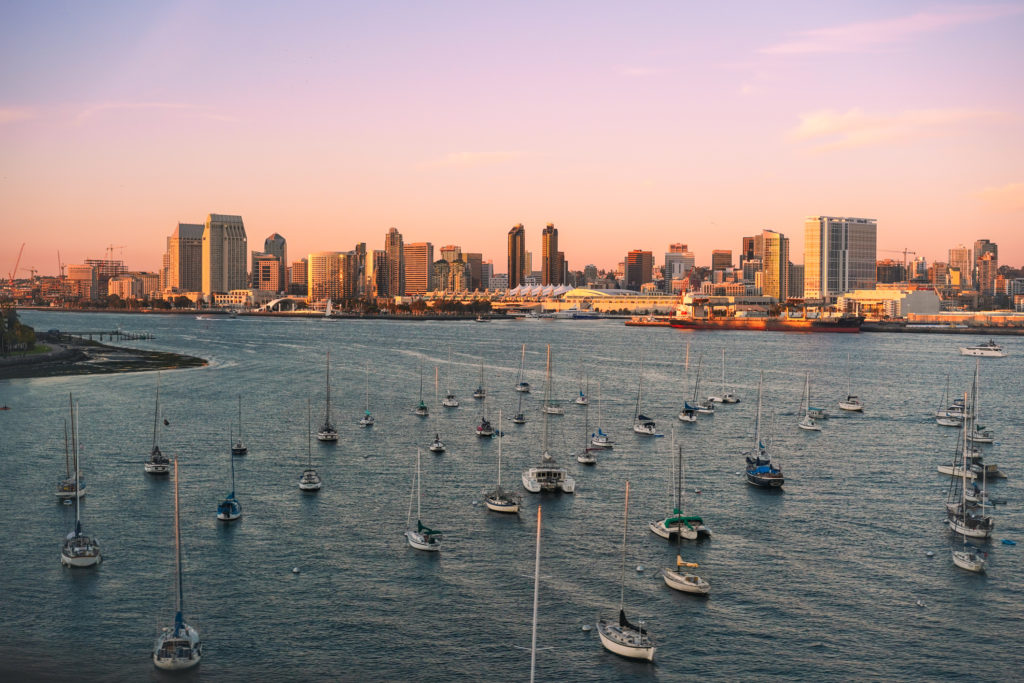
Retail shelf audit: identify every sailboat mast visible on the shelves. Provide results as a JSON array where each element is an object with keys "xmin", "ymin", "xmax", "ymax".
[
  {"xmin": 325, "ymin": 350, "xmax": 332, "ymax": 421},
  {"xmin": 173, "ymin": 456, "xmax": 184, "ymax": 626},
  {"xmin": 619, "ymin": 480, "xmax": 630, "ymax": 611},
  {"xmin": 365, "ymin": 360, "xmax": 370, "ymax": 411},
  {"xmin": 64, "ymin": 419, "xmax": 70, "ymax": 478},
  {"xmin": 755, "ymin": 373, "xmax": 763, "ymax": 450},
  {"xmin": 73, "ymin": 401, "xmax": 81, "ymax": 529},
  {"xmin": 307, "ymin": 399, "xmax": 312, "ymax": 466},
  {"xmin": 416, "ymin": 449, "xmax": 422, "ymax": 520},
  {"xmin": 237, "ymin": 394, "xmax": 243, "ymax": 441},
  {"xmin": 69, "ymin": 393, "xmax": 78, "ymax": 476},
  {"xmin": 635, "ymin": 354, "xmax": 643, "ymax": 419},
  {"xmin": 229, "ymin": 447, "xmax": 236, "ymax": 494},
  {"xmin": 153, "ymin": 375, "xmax": 161, "ymax": 447},
  {"xmin": 497, "ymin": 409, "xmax": 503, "ymax": 487},
  {"xmin": 543, "ymin": 345, "xmax": 551, "ymax": 453},
  {"xmin": 530, "ymin": 505, "xmax": 542, "ymax": 683},
  {"xmin": 721, "ymin": 348, "xmax": 726, "ymax": 394}
]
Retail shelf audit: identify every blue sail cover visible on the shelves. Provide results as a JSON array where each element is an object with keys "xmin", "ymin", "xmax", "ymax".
[{"xmin": 750, "ymin": 465, "xmax": 777, "ymax": 474}]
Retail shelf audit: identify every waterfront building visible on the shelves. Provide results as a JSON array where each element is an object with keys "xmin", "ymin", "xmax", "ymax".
[
  {"xmin": 202, "ymin": 214, "xmax": 247, "ymax": 295},
  {"xmin": 431, "ymin": 259, "xmax": 449, "ymax": 291},
  {"xmin": 948, "ymin": 245, "xmax": 973, "ymax": 289},
  {"xmin": 448, "ymin": 257, "xmax": 470, "ymax": 291},
  {"xmin": 481, "ymin": 260, "xmax": 493, "ymax": 290},
  {"xmin": 663, "ymin": 249, "xmax": 694, "ymax": 283},
  {"xmin": 289, "ymin": 258, "xmax": 308, "ymax": 296},
  {"xmin": 929, "ymin": 261, "xmax": 948, "ymax": 286},
  {"xmin": 107, "ymin": 274, "xmax": 142, "ymax": 300},
  {"xmin": 625, "ymin": 250, "xmax": 654, "ymax": 290},
  {"xmin": 489, "ymin": 273, "xmax": 508, "ymax": 291},
  {"xmin": 876, "ymin": 259, "xmax": 906, "ymax": 284},
  {"xmin": 66, "ymin": 264, "xmax": 97, "ymax": 301},
  {"xmin": 584, "ymin": 264, "xmax": 598, "ymax": 284},
  {"xmin": 404, "ymin": 242, "xmax": 434, "ymax": 296},
  {"xmin": 367, "ymin": 249, "xmax": 387, "ymax": 298},
  {"xmin": 264, "ymin": 233, "xmax": 287, "ymax": 291},
  {"xmin": 977, "ymin": 251, "xmax": 998, "ymax": 297},
  {"xmin": 84, "ymin": 258, "xmax": 127, "ymax": 294},
  {"xmin": 910, "ymin": 256, "xmax": 929, "ymax": 281},
  {"xmin": 507, "ymin": 224, "xmax": 526, "ymax": 289},
  {"xmin": 760, "ymin": 230, "xmax": 789, "ymax": 302},
  {"xmin": 384, "ymin": 227, "xmax": 405, "ymax": 296},
  {"xmin": 838, "ymin": 288, "xmax": 942, "ymax": 319},
  {"xmin": 740, "ymin": 236, "xmax": 756, "ymax": 267},
  {"xmin": 541, "ymin": 223, "xmax": 560, "ymax": 285},
  {"xmin": 788, "ymin": 263, "xmax": 804, "ymax": 299},
  {"xmin": 307, "ymin": 252, "xmax": 342, "ymax": 302},
  {"xmin": 711, "ymin": 249, "xmax": 732, "ymax": 271},
  {"xmin": 803, "ymin": 216, "xmax": 877, "ymax": 300},
  {"xmin": 252, "ymin": 252, "xmax": 282, "ymax": 292},
  {"xmin": 165, "ymin": 223, "xmax": 204, "ymax": 292}
]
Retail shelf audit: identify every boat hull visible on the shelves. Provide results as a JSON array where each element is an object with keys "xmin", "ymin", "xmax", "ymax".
[
  {"xmin": 316, "ymin": 432, "xmax": 338, "ymax": 442},
  {"xmin": 522, "ymin": 468, "xmax": 575, "ymax": 494},
  {"xmin": 597, "ymin": 621, "xmax": 655, "ymax": 661},
  {"xmin": 958, "ymin": 348, "xmax": 1005, "ymax": 357},
  {"xmin": 746, "ymin": 472, "xmax": 784, "ymax": 488},
  {"xmin": 485, "ymin": 498, "xmax": 520, "ymax": 513},
  {"xmin": 952, "ymin": 550, "xmax": 985, "ymax": 572},
  {"xmin": 144, "ymin": 463, "xmax": 170, "ymax": 474},
  {"xmin": 661, "ymin": 568, "xmax": 709, "ymax": 594},
  {"xmin": 405, "ymin": 530, "xmax": 441, "ymax": 551},
  {"xmin": 670, "ymin": 316, "xmax": 863, "ymax": 333},
  {"xmin": 60, "ymin": 550, "xmax": 101, "ymax": 567},
  {"xmin": 153, "ymin": 627, "xmax": 202, "ymax": 671}
]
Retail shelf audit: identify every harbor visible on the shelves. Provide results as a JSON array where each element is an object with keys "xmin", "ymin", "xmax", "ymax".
[{"xmin": 1, "ymin": 310, "xmax": 1021, "ymax": 681}]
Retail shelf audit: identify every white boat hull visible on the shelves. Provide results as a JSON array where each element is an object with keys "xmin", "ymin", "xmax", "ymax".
[
  {"xmin": 153, "ymin": 626, "xmax": 202, "ymax": 670},
  {"xmin": 591, "ymin": 437, "xmax": 613, "ymax": 448},
  {"xmin": 937, "ymin": 465, "xmax": 977, "ymax": 480},
  {"xmin": 798, "ymin": 417, "xmax": 821, "ymax": 431},
  {"xmin": 948, "ymin": 516, "xmax": 993, "ymax": 538},
  {"xmin": 144, "ymin": 463, "xmax": 170, "ymax": 474},
  {"xmin": 485, "ymin": 498, "xmax": 520, "ymax": 513},
  {"xmin": 597, "ymin": 620, "xmax": 655, "ymax": 661},
  {"xmin": 952, "ymin": 550, "xmax": 985, "ymax": 572},
  {"xmin": 60, "ymin": 550, "xmax": 101, "ymax": 567},
  {"xmin": 521, "ymin": 467, "xmax": 575, "ymax": 494},
  {"xmin": 958, "ymin": 347, "xmax": 1005, "ymax": 357},
  {"xmin": 838, "ymin": 401, "xmax": 863, "ymax": 412},
  {"xmin": 316, "ymin": 432, "xmax": 338, "ymax": 442},
  {"xmin": 633, "ymin": 423, "xmax": 657, "ymax": 435},
  {"xmin": 661, "ymin": 568, "xmax": 709, "ymax": 594},
  {"xmin": 543, "ymin": 406, "xmax": 564, "ymax": 415},
  {"xmin": 405, "ymin": 530, "xmax": 440, "ymax": 551},
  {"xmin": 359, "ymin": 417, "xmax": 374, "ymax": 427},
  {"xmin": 429, "ymin": 442, "xmax": 446, "ymax": 453},
  {"xmin": 677, "ymin": 412, "xmax": 697, "ymax": 423}
]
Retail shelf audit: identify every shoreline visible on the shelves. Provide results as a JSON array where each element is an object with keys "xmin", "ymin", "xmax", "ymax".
[{"xmin": 0, "ymin": 334, "xmax": 207, "ymax": 380}]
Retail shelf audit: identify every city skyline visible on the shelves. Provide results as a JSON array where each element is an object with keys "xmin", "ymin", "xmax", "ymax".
[{"xmin": 2, "ymin": 2, "xmax": 1023, "ymax": 273}]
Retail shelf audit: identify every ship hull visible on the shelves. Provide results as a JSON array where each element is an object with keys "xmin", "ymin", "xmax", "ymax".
[{"xmin": 670, "ymin": 316, "xmax": 863, "ymax": 332}]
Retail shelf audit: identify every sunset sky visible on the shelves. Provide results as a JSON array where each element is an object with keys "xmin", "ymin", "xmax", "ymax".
[{"xmin": 2, "ymin": 1, "xmax": 1022, "ymax": 275}]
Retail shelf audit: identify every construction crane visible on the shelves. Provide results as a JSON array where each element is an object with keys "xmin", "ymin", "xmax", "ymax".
[
  {"xmin": 20, "ymin": 267, "xmax": 38, "ymax": 280},
  {"xmin": 880, "ymin": 248, "xmax": 917, "ymax": 271},
  {"xmin": 8, "ymin": 242, "xmax": 25, "ymax": 289}
]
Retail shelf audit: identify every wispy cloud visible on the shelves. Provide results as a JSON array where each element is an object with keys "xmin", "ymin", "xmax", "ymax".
[
  {"xmin": 421, "ymin": 151, "xmax": 526, "ymax": 169},
  {"xmin": 75, "ymin": 102, "xmax": 238, "ymax": 124},
  {"xmin": 761, "ymin": 4, "xmax": 1024, "ymax": 55},
  {"xmin": 0, "ymin": 106, "xmax": 35, "ymax": 125},
  {"xmin": 615, "ymin": 66, "xmax": 664, "ymax": 78},
  {"xmin": 789, "ymin": 107, "xmax": 996, "ymax": 151},
  {"xmin": 976, "ymin": 181, "xmax": 1024, "ymax": 211}
]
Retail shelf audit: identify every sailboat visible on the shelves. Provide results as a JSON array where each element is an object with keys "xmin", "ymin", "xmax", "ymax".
[
  {"xmin": 513, "ymin": 350, "xmax": 528, "ymax": 424},
  {"xmin": 486, "ymin": 409, "xmax": 522, "ymax": 512},
  {"xmin": 574, "ymin": 365, "xmax": 589, "ymax": 405},
  {"xmin": 359, "ymin": 360, "xmax": 375, "ymax": 426},
  {"xmin": 577, "ymin": 399, "xmax": 598, "ymax": 464},
  {"xmin": 952, "ymin": 397, "xmax": 988, "ymax": 573},
  {"xmin": 650, "ymin": 431, "xmax": 710, "ymax": 540},
  {"xmin": 231, "ymin": 394, "xmax": 248, "ymax": 454},
  {"xmin": 542, "ymin": 354, "xmax": 564, "ymax": 416},
  {"xmin": 317, "ymin": 351, "xmax": 339, "ymax": 441},
  {"xmin": 597, "ymin": 481, "xmax": 655, "ymax": 662},
  {"xmin": 442, "ymin": 347, "xmax": 459, "ymax": 407},
  {"xmin": 798, "ymin": 373, "xmax": 822, "ymax": 431},
  {"xmin": 660, "ymin": 495, "xmax": 710, "ymax": 595},
  {"xmin": 430, "ymin": 367, "xmax": 446, "ymax": 453},
  {"xmin": 216, "ymin": 446, "xmax": 242, "ymax": 521},
  {"xmin": 522, "ymin": 345, "xmax": 576, "ymax": 494},
  {"xmin": 152, "ymin": 457, "xmax": 202, "ymax": 670},
  {"xmin": 633, "ymin": 355, "xmax": 658, "ymax": 435},
  {"xmin": 967, "ymin": 361, "xmax": 994, "ymax": 445},
  {"xmin": 299, "ymin": 400, "xmax": 322, "ymax": 491},
  {"xmin": 678, "ymin": 357, "xmax": 701, "ymax": 422},
  {"xmin": 515, "ymin": 343, "xmax": 531, "ymax": 393},
  {"xmin": 591, "ymin": 381, "xmax": 614, "ymax": 448},
  {"xmin": 414, "ymin": 365, "xmax": 429, "ymax": 417},
  {"xmin": 57, "ymin": 394, "xmax": 86, "ymax": 499},
  {"xmin": 945, "ymin": 391, "xmax": 994, "ymax": 540},
  {"xmin": 473, "ymin": 358, "xmax": 486, "ymax": 400},
  {"xmin": 60, "ymin": 399, "xmax": 101, "ymax": 568},
  {"xmin": 745, "ymin": 374, "xmax": 784, "ymax": 488},
  {"xmin": 145, "ymin": 375, "xmax": 170, "ymax": 474},
  {"xmin": 838, "ymin": 353, "xmax": 864, "ymax": 412},
  {"xmin": 405, "ymin": 448, "xmax": 442, "ymax": 551},
  {"xmin": 692, "ymin": 356, "xmax": 714, "ymax": 414},
  {"xmin": 707, "ymin": 349, "xmax": 739, "ymax": 403}
]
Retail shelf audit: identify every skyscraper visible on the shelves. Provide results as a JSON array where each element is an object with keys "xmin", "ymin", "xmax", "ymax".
[
  {"xmin": 384, "ymin": 227, "xmax": 405, "ymax": 297},
  {"xmin": 440, "ymin": 245, "xmax": 462, "ymax": 262},
  {"xmin": 541, "ymin": 223, "xmax": 559, "ymax": 286},
  {"xmin": 403, "ymin": 242, "xmax": 434, "ymax": 295},
  {"xmin": 740, "ymin": 237, "xmax": 756, "ymax": 267},
  {"xmin": 366, "ymin": 250, "xmax": 387, "ymax": 298},
  {"xmin": 307, "ymin": 252, "xmax": 342, "ymax": 302},
  {"xmin": 625, "ymin": 250, "xmax": 654, "ymax": 290},
  {"xmin": 974, "ymin": 239, "xmax": 997, "ymax": 293},
  {"xmin": 165, "ymin": 223, "xmax": 204, "ymax": 292},
  {"xmin": 977, "ymin": 251, "xmax": 998, "ymax": 296},
  {"xmin": 465, "ymin": 253, "xmax": 483, "ymax": 290},
  {"xmin": 803, "ymin": 216, "xmax": 877, "ymax": 300},
  {"xmin": 264, "ymin": 233, "xmax": 287, "ymax": 292},
  {"xmin": 711, "ymin": 250, "xmax": 733, "ymax": 271},
  {"xmin": 948, "ymin": 245, "xmax": 973, "ymax": 288},
  {"xmin": 761, "ymin": 230, "xmax": 789, "ymax": 301},
  {"xmin": 251, "ymin": 252, "xmax": 282, "ymax": 292},
  {"xmin": 202, "ymin": 214, "xmax": 247, "ymax": 295},
  {"xmin": 507, "ymin": 224, "xmax": 526, "ymax": 289}
]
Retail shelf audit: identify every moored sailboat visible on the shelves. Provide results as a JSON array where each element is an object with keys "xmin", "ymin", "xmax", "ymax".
[
  {"xmin": 317, "ymin": 351, "xmax": 339, "ymax": 441},
  {"xmin": 299, "ymin": 400, "xmax": 322, "ymax": 491},
  {"xmin": 430, "ymin": 366, "xmax": 446, "ymax": 453},
  {"xmin": 216, "ymin": 447, "xmax": 242, "ymax": 522},
  {"xmin": 60, "ymin": 399, "xmax": 101, "ymax": 568},
  {"xmin": 486, "ymin": 409, "xmax": 522, "ymax": 513},
  {"xmin": 359, "ymin": 360, "xmax": 375, "ymax": 426},
  {"xmin": 57, "ymin": 394, "xmax": 86, "ymax": 499},
  {"xmin": 798, "ymin": 373, "xmax": 822, "ymax": 432},
  {"xmin": 838, "ymin": 353, "xmax": 864, "ymax": 412},
  {"xmin": 153, "ymin": 457, "xmax": 202, "ymax": 670},
  {"xmin": 231, "ymin": 394, "xmax": 248, "ymax": 454},
  {"xmin": 745, "ymin": 374, "xmax": 784, "ymax": 488},
  {"xmin": 650, "ymin": 431, "xmax": 710, "ymax": 540},
  {"xmin": 597, "ymin": 481, "xmax": 655, "ymax": 662},
  {"xmin": 522, "ymin": 345, "xmax": 576, "ymax": 494},
  {"xmin": 590, "ymin": 381, "xmax": 614, "ymax": 448},
  {"xmin": 442, "ymin": 347, "xmax": 459, "ymax": 407},
  {"xmin": 515, "ymin": 343, "xmax": 531, "ymax": 393},
  {"xmin": 633, "ymin": 355, "xmax": 658, "ymax": 436},
  {"xmin": 145, "ymin": 375, "xmax": 170, "ymax": 474},
  {"xmin": 414, "ymin": 365, "xmax": 429, "ymax": 417},
  {"xmin": 406, "ymin": 448, "xmax": 442, "ymax": 551}
]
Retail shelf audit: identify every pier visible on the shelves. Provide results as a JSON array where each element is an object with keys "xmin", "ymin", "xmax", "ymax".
[{"xmin": 51, "ymin": 329, "xmax": 156, "ymax": 342}]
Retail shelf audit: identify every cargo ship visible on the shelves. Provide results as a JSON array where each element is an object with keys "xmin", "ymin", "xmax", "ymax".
[
  {"xmin": 664, "ymin": 293, "xmax": 864, "ymax": 332},
  {"xmin": 668, "ymin": 315, "xmax": 864, "ymax": 332}
]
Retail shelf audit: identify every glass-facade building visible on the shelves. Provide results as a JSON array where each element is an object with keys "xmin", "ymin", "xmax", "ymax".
[{"xmin": 804, "ymin": 216, "xmax": 877, "ymax": 300}]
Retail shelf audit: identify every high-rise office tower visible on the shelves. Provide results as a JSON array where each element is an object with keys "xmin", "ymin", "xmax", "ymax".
[
  {"xmin": 481, "ymin": 260, "xmax": 493, "ymax": 290},
  {"xmin": 625, "ymin": 250, "xmax": 654, "ymax": 290},
  {"xmin": 507, "ymin": 224, "xmax": 526, "ymax": 289},
  {"xmin": 338, "ymin": 252, "xmax": 360, "ymax": 300},
  {"xmin": 440, "ymin": 245, "xmax": 462, "ymax": 263},
  {"xmin": 384, "ymin": 227, "xmax": 405, "ymax": 296},
  {"xmin": 289, "ymin": 258, "xmax": 308, "ymax": 295},
  {"xmin": 251, "ymin": 252, "xmax": 282, "ymax": 292},
  {"xmin": 740, "ymin": 237, "xmax": 756, "ymax": 267},
  {"xmin": 465, "ymin": 253, "xmax": 483, "ymax": 290},
  {"xmin": 948, "ymin": 246, "xmax": 973, "ymax": 289},
  {"xmin": 664, "ymin": 249, "xmax": 695, "ymax": 280},
  {"xmin": 669, "ymin": 243, "xmax": 688, "ymax": 253},
  {"xmin": 352, "ymin": 242, "xmax": 367, "ymax": 298},
  {"xmin": 307, "ymin": 252, "xmax": 342, "ymax": 302},
  {"xmin": 431, "ymin": 259, "xmax": 450, "ymax": 291},
  {"xmin": 803, "ymin": 216, "xmax": 876, "ymax": 299},
  {"xmin": 366, "ymin": 250, "xmax": 387, "ymax": 298},
  {"xmin": 974, "ymin": 239, "xmax": 997, "ymax": 292},
  {"xmin": 761, "ymin": 229, "xmax": 790, "ymax": 301},
  {"xmin": 202, "ymin": 214, "xmax": 247, "ymax": 295},
  {"xmin": 541, "ymin": 223, "xmax": 559, "ymax": 285},
  {"xmin": 711, "ymin": 250, "xmax": 733, "ymax": 271},
  {"xmin": 264, "ymin": 233, "xmax": 287, "ymax": 291},
  {"xmin": 66, "ymin": 264, "xmax": 98, "ymax": 301},
  {"xmin": 788, "ymin": 263, "xmax": 804, "ymax": 298},
  {"xmin": 448, "ymin": 257, "xmax": 470, "ymax": 291},
  {"xmin": 403, "ymin": 242, "xmax": 434, "ymax": 295},
  {"xmin": 165, "ymin": 223, "xmax": 204, "ymax": 292}
]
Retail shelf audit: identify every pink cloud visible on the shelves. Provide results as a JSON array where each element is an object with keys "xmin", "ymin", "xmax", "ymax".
[
  {"xmin": 761, "ymin": 4, "xmax": 1024, "ymax": 55},
  {"xmin": 976, "ymin": 181, "xmax": 1024, "ymax": 211},
  {"xmin": 789, "ymin": 107, "xmax": 998, "ymax": 151}
]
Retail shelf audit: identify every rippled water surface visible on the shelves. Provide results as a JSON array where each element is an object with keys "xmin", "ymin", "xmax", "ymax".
[{"xmin": 2, "ymin": 311, "xmax": 1022, "ymax": 681}]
